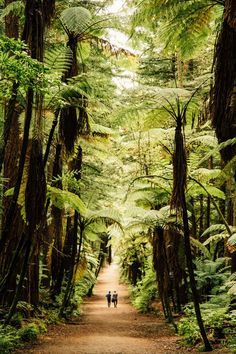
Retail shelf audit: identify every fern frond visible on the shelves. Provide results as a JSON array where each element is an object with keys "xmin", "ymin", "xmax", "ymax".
[
  {"xmin": 90, "ymin": 123, "xmax": 115, "ymax": 136},
  {"xmin": 190, "ymin": 237, "xmax": 211, "ymax": 259},
  {"xmin": 198, "ymin": 137, "xmax": 236, "ymax": 166},
  {"xmin": 47, "ymin": 185, "xmax": 86, "ymax": 215},
  {"xmin": 60, "ymin": 7, "xmax": 92, "ymax": 37},
  {"xmin": 187, "ymin": 183, "xmax": 225, "ymax": 200},
  {"xmin": 228, "ymin": 233, "xmax": 236, "ymax": 247},
  {"xmin": 0, "ymin": 0, "xmax": 24, "ymax": 20},
  {"xmin": 44, "ymin": 47, "xmax": 73, "ymax": 75},
  {"xmin": 203, "ymin": 233, "xmax": 228, "ymax": 246},
  {"xmin": 201, "ymin": 224, "xmax": 227, "ymax": 238}
]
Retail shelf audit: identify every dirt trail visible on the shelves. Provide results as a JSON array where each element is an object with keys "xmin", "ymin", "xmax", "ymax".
[{"xmin": 18, "ymin": 264, "xmax": 227, "ymax": 354}]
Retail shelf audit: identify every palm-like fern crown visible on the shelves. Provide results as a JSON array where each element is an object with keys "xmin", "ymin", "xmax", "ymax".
[
  {"xmin": 132, "ymin": 0, "xmax": 223, "ymax": 58},
  {"xmin": 60, "ymin": 6, "xmax": 92, "ymax": 38}
]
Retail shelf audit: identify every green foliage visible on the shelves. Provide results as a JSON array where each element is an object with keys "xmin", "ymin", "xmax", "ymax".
[
  {"xmin": 0, "ymin": 325, "xmax": 20, "ymax": 353},
  {"xmin": 227, "ymin": 336, "xmax": 236, "ymax": 353},
  {"xmin": 0, "ymin": 36, "xmax": 45, "ymax": 98},
  {"xmin": 47, "ymin": 185, "xmax": 87, "ymax": 215},
  {"xmin": 44, "ymin": 47, "xmax": 73, "ymax": 75},
  {"xmin": 228, "ymin": 233, "xmax": 236, "ymax": 247},
  {"xmin": 131, "ymin": 0, "xmax": 222, "ymax": 59},
  {"xmin": 18, "ymin": 323, "xmax": 39, "ymax": 342},
  {"xmin": 60, "ymin": 7, "xmax": 92, "ymax": 37},
  {"xmin": 0, "ymin": 1, "xmax": 24, "ymax": 21},
  {"xmin": 195, "ymin": 258, "xmax": 230, "ymax": 296},
  {"xmin": 131, "ymin": 266, "xmax": 158, "ymax": 313},
  {"xmin": 178, "ymin": 317, "xmax": 199, "ymax": 345}
]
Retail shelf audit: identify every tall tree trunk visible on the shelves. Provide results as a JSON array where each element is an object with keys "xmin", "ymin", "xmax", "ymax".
[
  {"xmin": 211, "ymin": 0, "xmax": 236, "ymax": 163},
  {"xmin": 182, "ymin": 193, "xmax": 212, "ymax": 351},
  {"xmin": 50, "ymin": 144, "xmax": 64, "ymax": 296},
  {"xmin": 171, "ymin": 115, "xmax": 212, "ymax": 351}
]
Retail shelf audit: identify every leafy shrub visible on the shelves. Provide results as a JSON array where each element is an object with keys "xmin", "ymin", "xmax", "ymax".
[
  {"xmin": 46, "ymin": 309, "xmax": 60, "ymax": 324},
  {"xmin": 178, "ymin": 317, "xmax": 200, "ymax": 345},
  {"xmin": 195, "ymin": 258, "xmax": 230, "ymax": 297},
  {"xmin": 16, "ymin": 301, "xmax": 34, "ymax": 317},
  {"xmin": 18, "ymin": 323, "xmax": 39, "ymax": 342},
  {"xmin": 33, "ymin": 319, "xmax": 47, "ymax": 334},
  {"xmin": 227, "ymin": 336, "xmax": 236, "ymax": 353},
  {"xmin": 0, "ymin": 325, "xmax": 20, "ymax": 353},
  {"xmin": 131, "ymin": 267, "xmax": 158, "ymax": 313},
  {"xmin": 10, "ymin": 313, "xmax": 23, "ymax": 328}
]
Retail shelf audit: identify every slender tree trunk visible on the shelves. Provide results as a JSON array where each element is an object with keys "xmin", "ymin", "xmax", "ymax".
[
  {"xmin": 206, "ymin": 158, "xmax": 213, "ymax": 229},
  {"xmin": 0, "ymin": 88, "xmax": 34, "ymax": 253},
  {"xmin": 50, "ymin": 144, "xmax": 64, "ymax": 296},
  {"xmin": 43, "ymin": 109, "xmax": 60, "ymax": 167},
  {"xmin": 211, "ymin": 0, "xmax": 236, "ymax": 163},
  {"xmin": 5, "ymin": 238, "xmax": 32, "ymax": 325},
  {"xmin": 59, "ymin": 211, "xmax": 79, "ymax": 317},
  {"xmin": 199, "ymin": 195, "xmax": 204, "ymax": 236},
  {"xmin": 182, "ymin": 194, "xmax": 212, "ymax": 351},
  {"xmin": 171, "ymin": 115, "xmax": 211, "ymax": 350}
]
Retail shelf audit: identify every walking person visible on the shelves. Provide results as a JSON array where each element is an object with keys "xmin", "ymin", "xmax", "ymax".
[
  {"xmin": 106, "ymin": 291, "xmax": 111, "ymax": 307},
  {"xmin": 112, "ymin": 291, "xmax": 118, "ymax": 308}
]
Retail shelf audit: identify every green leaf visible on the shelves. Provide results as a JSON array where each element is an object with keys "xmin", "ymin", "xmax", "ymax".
[
  {"xmin": 190, "ymin": 237, "xmax": 211, "ymax": 259},
  {"xmin": 47, "ymin": 185, "xmax": 86, "ymax": 215},
  {"xmin": 187, "ymin": 184, "xmax": 225, "ymax": 200},
  {"xmin": 85, "ymin": 230, "xmax": 100, "ymax": 242},
  {"xmin": 4, "ymin": 187, "xmax": 14, "ymax": 197},
  {"xmin": 203, "ymin": 233, "xmax": 228, "ymax": 246},
  {"xmin": 44, "ymin": 47, "xmax": 73, "ymax": 74},
  {"xmin": 201, "ymin": 224, "xmax": 227, "ymax": 238},
  {"xmin": 228, "ymin": 233, "xmax": 236, "ymax": 247}
]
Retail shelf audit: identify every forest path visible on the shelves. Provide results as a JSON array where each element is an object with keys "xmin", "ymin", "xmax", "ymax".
[{"xmin": 18, "ymin": 264, "xmax": 225, "ymax": 354}]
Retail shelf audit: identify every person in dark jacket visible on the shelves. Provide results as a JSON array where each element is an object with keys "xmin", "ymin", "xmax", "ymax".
[
  {"xmin": 112, "ymin": 291, "xmax": 118, "ymax": 308},
  {"xmin": 106, "ymin": 291, "xmax": 111, "ymax": 307}
]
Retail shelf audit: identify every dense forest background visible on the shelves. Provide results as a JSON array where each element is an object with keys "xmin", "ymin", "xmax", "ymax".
[{"xmin": 0, "ymin": 0, "xmax": 236, "ymax": 352}]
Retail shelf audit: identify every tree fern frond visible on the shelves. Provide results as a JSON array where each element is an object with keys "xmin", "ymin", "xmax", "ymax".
[
  {"xmin": 60, "ymin": 7, "xmax": 92, "ymax": 37},
  {"xmin": 190, "ymin": 237, "xmax": 211, "ymax": 259},
  {"xmin": 47, "ymin": 185, "xmax": 86, "ymax": 215},
  {"xmin": 0, "ymin": 0, "xmax": 24, "ymax": 20},
  {"xmin": 228, "ymin": 233, "xmax": 236, "ymax": 247},
  {"xmin": 201, "ymin": 224, "xmax": 227, "ymax": 237},
  {"xmin": 85, "ymin": 208, "xmax": 123, "ymax": 231},
  {"xmin": 190, "ymin": 168, "xmax": 222, "ymax": 183},
  {"xmin": 60, "ymin": 86, "xmax": 89, "ymax": 107},
  {"xmin": 90, "ymin": 123, "xmax": 115, "ymax": 136},
  {"xmin": 203, "ymin": 233, "xmax": 228, "ymax": 246},
  {"xmin": 189, "ymin": 134, "xmax": 217, "ymax": 148},
  {"xmin": 198, "ymin": 137, "xmax": 236, "ymax": 166},
  {"xmin": 187, "ymin": 183, "xmax": 225, "ymax": 200},
  {"xmin": 44, "ymin": 47, "xmax": 73, "ymax": 74}
]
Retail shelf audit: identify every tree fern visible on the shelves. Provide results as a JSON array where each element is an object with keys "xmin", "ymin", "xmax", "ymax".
[
  {"xmin": 131, "ymin": 0, "xmax": 223, "ymax": 58},
  {"xmin": 60, "ymin": 7, "xmax": 92, "ymax": 38}
]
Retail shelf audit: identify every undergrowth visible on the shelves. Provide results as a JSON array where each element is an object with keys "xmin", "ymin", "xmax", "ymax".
[{"xmin": 131, "ymin": 267, "xmax": 158, "ymax": 313}]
